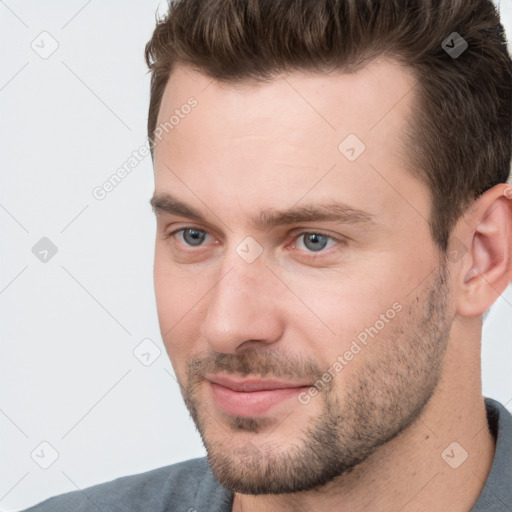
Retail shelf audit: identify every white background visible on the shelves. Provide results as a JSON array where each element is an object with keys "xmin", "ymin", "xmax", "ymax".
[{"xmin": 1, "ymin": 1, "xmax": 511, "ymax": 510}]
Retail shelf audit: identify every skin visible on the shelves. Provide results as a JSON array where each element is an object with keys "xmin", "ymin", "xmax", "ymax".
[{"xmin": 151, "ymin": 57, "xmax": 512, "ymax": 512}]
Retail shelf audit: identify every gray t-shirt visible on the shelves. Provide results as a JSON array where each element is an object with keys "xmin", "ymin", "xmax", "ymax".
[{"xmin": 21, "ymin": 397, "xmax": 511, "ymax": 512}]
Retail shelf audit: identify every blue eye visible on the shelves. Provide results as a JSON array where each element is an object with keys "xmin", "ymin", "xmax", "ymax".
[
  {"xmin": 295, "ymin": 233, "xmax": 336, "ymax": 252},
  {"xmin": 168, "ymin": 227, "xmax": 341, "ymax": 257},
  {"xmin": 178, "ymin": 228, "xmax": 207, "ymax": 246}
]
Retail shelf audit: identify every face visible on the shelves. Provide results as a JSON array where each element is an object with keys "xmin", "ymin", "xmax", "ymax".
[{"xmin": 151, "ymin": 58, "xmax": 454, "ymax": 494}]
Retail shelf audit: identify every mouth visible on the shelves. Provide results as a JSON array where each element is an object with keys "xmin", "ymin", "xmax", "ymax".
[{"xmin": 206, "ymin": 374, "xmax": 312, "ymax": 417}]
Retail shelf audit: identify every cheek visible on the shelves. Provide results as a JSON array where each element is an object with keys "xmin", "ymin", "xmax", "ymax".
[
  {"xmin": 154, "ymin": 247, "xmax": 199, "ymax": 320},
  {"xmin": 154, "ymin": 242, "xmax": 253, "ymax": 381},
  {"xmin": 153, "ymin": 253, "xmax": 211, "ymax": 360},
  {"xmin": 288, "ymin": 264, "xmax": 402, "ymax": 326},
  {"xmin": 283, "ymin": 266, "xmax": 408, "ymax": 368}
]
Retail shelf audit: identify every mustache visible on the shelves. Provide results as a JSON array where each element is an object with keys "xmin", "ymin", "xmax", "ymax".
[{"xmin": 186, "ymin": 348, "xmax": 324, "ymax": 383}]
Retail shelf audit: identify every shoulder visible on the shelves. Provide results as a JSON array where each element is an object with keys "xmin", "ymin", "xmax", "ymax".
[
  {"xmin": 471, "ymin": 397, "xmax": 512, "ymax": 511},
  {"xmin": 21, "ymin": 457, "xmax": 233, "ymax": 512}
]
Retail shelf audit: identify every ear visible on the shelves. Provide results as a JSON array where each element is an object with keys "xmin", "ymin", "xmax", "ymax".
[{"xmin": 453, "ymin": 183, "xmax": 512, "ymax": 317}]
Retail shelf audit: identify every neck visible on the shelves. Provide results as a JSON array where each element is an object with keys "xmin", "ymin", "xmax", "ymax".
[{"xmin": 232, "ymin": 318, "xmax": 496, "ymax": 512}]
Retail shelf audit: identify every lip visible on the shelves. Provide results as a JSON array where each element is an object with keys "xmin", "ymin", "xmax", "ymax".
[{"xmin": 206, "ymin": 374, "xmax": 311, "ymax": 417}]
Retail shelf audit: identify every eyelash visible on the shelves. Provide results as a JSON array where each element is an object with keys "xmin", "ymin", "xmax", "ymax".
[{"xmin": 164, "ymin": 226, "xmax": 345, "ymax": 258}]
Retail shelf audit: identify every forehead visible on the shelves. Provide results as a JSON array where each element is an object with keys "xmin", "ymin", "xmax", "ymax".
[
  {"xmin": 156, "ymin": 57, "xmax": 417, "ymax": 133},
  {"xmin": 152, "ymin": 57, "xmax": 428, "ymax": 233}
]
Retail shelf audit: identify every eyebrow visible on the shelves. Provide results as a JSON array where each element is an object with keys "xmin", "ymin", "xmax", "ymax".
[{"xmin": 149, "ymin": 192, "xmax": 377, "ymax": 229}]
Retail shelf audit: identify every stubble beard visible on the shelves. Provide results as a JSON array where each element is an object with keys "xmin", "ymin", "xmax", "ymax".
[{"xmin": 179, "ymin": 260, "xmax": 452, "ymax": 494}]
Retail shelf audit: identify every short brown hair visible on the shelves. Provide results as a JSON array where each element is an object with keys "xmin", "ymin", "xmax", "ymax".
[{"xmin": 145, "ymin": 0, "xmax": 512, "ymax": 252}]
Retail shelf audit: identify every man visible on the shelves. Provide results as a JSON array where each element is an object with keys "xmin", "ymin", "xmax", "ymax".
[{"xmin": 23, "ymin": 0, "xmax": 512, "ymax": 511}]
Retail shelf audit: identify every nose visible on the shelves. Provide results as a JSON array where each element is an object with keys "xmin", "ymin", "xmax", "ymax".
[{"xmin": 200, "ymin": 251, "xmax": 285, "ymax": 354}]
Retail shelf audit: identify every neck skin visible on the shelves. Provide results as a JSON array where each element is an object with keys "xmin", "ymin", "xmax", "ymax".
[{"xmin": 231, "ymin": 316, "xmax": 496, "ymax": 512}]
